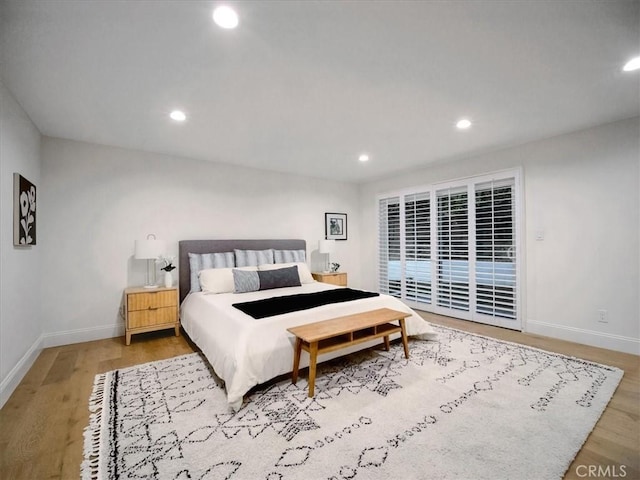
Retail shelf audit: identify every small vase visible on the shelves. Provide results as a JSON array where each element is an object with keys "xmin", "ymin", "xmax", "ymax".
[{"xmin": 164, "ymin": 271, "xmax": 173, "ymax": 288}]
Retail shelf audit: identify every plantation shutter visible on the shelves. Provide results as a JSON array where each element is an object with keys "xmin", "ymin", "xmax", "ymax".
[
  {"xmin": 436, "ymin": 187, "xmax": 469, "ymax": 312},
  {"xmin": 404, "ymin": 192, "xmax": 431, "ymax": 304},
  {"xmin": 378, "ymin": 196, "xmax": 401, "ymax": 298},
  {"xmin": 475, "ymin": 179, "xmax": 517, "ymax": 319},
  {"xmin": 377, "ymin": 169, "xmax": 520, "ymax": 330}
]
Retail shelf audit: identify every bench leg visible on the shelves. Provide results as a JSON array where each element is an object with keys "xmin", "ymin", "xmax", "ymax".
[
  {"xmin": 308, "ymin": 341, "xmax": 318, "ymax": 397},
  {"xmin": 383, "ymin": 335, "xmax": 390, "ymax": 351},
  {"xmin": 292, "ymin": 337, "xmax": 302, "ymax": 385},
  {"xmin": 399, "ymin": 318, "xmax": 410, "ymax": 359}
]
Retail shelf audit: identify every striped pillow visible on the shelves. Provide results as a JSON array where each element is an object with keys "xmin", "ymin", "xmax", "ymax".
[
  {"xmin": 273, "ymin": 249, "xmax": 306, "ymax": 263},
  {"xmin": 188, "ymin": 252, "xmax": 235, "ymax": 292},
  {"xmin": 234, "ymin": 249, "xmax": 275, "ymax": 267}
]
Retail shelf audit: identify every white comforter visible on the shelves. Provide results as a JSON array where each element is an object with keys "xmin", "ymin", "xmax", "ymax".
[{"xmin": 180, "ymin": 282, "xmax": 437, "ymax": 410}]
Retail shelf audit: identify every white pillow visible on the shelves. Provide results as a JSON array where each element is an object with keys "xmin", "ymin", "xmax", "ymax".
[
  {"xmin": 198, "ymin": 268, "xmax": 234, "ymax": 294},
  {"xmin": 199, "ymin": 266, "xmax": 258, "ymax": 294},
  {"xmin": 258, "ymin": 262, "xmax": 314, "ymax": 284}
]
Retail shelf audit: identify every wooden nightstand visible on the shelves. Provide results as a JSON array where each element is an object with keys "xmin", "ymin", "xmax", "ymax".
[
  {"xmin": 312, "ymin": 272, "xmax": 347, "ymax": 287},
  {"xmin": 123, "ymin": 286, "xmax": 179, "ymax": 345}
]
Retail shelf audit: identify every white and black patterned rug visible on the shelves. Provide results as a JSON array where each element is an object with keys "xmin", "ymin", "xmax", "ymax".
[{"xmin": 82, "ymin": 325, "xmax": 623, "ymax": 480}]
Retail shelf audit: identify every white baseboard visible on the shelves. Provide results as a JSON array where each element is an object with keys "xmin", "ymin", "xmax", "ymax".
[
  {"xmin": 42, "ymin": 322, "xmax": 125, "ymax": 348},
  {"xmin": 1, "ymin": 323, "xmax": 126, "ymax": 409},
  {"xmin": 526, "ymin": 319, "xmax": 639, "ymax": 355},
  {"xmin": 0, "ymin": 334, "xmax": 43, "ymax": 409}
]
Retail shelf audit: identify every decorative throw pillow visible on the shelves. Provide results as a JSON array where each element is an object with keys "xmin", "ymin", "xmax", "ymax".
[
  {"xmin": 188, "ymin": 252, "xmax": 235, "ymax": 292},
  {"xmin": 233, "ymin": 269, "xmax": 261, "ymax": 293},
  {"xmin": 234, "ymin": 249, "xmax": 275, "ymax": 267},
  {"xmin": 258, "ymin": 262, "xmax": 314, "ymax": 284},
  {"xmin": 257, "ymin": 266, "xmax": 302, "ymax": 290},
  {"xmin": 273, "ymin": 249, "xmax": 306, "ymax": 263}
]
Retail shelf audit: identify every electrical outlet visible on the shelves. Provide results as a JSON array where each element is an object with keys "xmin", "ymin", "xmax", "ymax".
[{"xmin": 597, "ymin": 309, "xmax": 608, "ymax": 323}]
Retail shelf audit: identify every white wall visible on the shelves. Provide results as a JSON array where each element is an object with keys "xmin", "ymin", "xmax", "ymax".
[
  {"xmin": 359, "ymin": 117, "xmax": 640, "ymax": 354},
  {"xmin": 0, "ymin": 81, "xmax": 43, "ymax": 407},
  {"xmin": 39, "ymin": 137, "xmax": 361, "ymax": 345}
]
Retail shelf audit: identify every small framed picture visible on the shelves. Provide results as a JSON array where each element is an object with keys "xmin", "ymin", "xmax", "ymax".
[
  {"xmin": 325, "ymin": 212, "xmax": 347, "ymax": 240},
  {"xmin": 13, "ymin": 173, "xmax": 37, "ymax": 246}
]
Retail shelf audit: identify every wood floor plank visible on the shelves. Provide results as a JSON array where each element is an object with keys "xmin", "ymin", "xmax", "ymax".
[
  {"xmin": 42, "ymin": 351, "xmax": 79, "ymax": 386},
  {"xmin": 0, "ymin": 319, "xmax": 638, "ymax": 480}
]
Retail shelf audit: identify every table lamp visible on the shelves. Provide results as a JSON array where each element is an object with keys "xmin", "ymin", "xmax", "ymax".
[
  {"xmin": 135, "ymin": 234, "xmax": 164, "ymax": 288},
  {"xmin": 318, "ymin": 239, "xmax": 335, "ymax": 273}
]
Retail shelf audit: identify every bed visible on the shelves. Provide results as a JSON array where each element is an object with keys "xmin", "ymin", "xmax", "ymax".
[{"xmin": 178, "ymin": 239, "xmax": 437, "ymax": 411}]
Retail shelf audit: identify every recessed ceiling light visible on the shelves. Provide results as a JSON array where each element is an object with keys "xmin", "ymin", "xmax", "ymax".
[
  {"xmin": 623, "ymin": 56, "xmax": 640, "ymax": 72},
  {"xmin": 213, "ymin": 6, "xmax": 239, "ymax": 29},
  {"xmin": 359, "ymin": 154, "xmax": 370, "ymax": 162},
  {"xmin": 456, "ymin": 119, "xmax": 472, "ymax": 130},
  {"xmin": 170, "ymin": 110, "xmax": 186, "ymax": 122}
]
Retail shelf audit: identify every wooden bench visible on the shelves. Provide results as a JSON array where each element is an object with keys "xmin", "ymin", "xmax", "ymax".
[{"xmin": 286, "ymin": 308, "xmax": 411, "ymax": 397}]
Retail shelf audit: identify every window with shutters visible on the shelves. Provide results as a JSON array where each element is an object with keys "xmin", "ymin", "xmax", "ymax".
[
  {"xmin": 378, "ymin": 196, "xmax": 401, "ymax": 298},
  {"xmin": 437, "ymin": 187, "xmax": 469, "ymax": 312},
  {"xmin": 377, "ymin": 169, "xmax": 521, "ymax": 330},
  {"xmin": 405, "ymin": 192, "xmax": 431, "ymax": 304},
  {"xmin": 475, "ymin": 180, "xmax": 516, "ymax": 319}
]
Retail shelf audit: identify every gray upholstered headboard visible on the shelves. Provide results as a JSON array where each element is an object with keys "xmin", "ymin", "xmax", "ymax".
[{"xmin": 178, "ymin": 239, "xmax": 307, "ymax": 304}]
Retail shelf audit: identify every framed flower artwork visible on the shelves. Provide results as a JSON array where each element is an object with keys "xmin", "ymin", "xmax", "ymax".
[{"xmin": 13, "ymin": 173, "xmax": 37, "ymax": 246}]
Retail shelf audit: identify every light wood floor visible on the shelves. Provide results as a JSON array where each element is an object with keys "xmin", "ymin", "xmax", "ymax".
[{"xmin": 0, "ymin": 314, "xmax": 638, "ymax": 479}]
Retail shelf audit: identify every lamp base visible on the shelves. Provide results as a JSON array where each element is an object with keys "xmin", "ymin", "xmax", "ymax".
[{"xmin": 144, "ymin": 258, "xmax": 158, "ymax": 289}]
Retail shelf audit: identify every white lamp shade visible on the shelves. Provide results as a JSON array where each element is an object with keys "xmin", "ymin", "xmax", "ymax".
[
  {"xmin": 135, "ymin": 238, "xmax": 164, "ymax": 259},
  {"xmin": 318, "ymin": 239, "xmax": 335, "ymax": 254}
]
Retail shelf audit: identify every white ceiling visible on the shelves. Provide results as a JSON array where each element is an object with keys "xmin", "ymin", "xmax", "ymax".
[{"xmin": 2, "ymin": 0, "xmax": 639, "ymax": 183}]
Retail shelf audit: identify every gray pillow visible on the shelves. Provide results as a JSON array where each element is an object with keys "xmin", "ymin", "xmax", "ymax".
[
  {"xmin": 232, "ymin": 266, "xmax": 301, "ymax": 293},
  {"xmin": 257, "ymin": 266, "xmax": 302, "ymax": 290},
  {"xmin": 189, "ymin": 252, "xmax": 235, "ymax": 292},
  {"xmin": 233, "ymin": 269, "xmax": 260, "ymax": 293}
]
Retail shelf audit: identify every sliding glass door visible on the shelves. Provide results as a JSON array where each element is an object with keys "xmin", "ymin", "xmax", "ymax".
[
  {"xmin": 436, "ymin": 187, "xmax": 469, "ymax": 314},
  {"xmin": 474, "ymin": 179, "xmax": 517, "ymax": 322},
  {"xmin": 405, "ymin": 192, "xmax": 431, "ymax": 304},
  {"xmin": 377, "ymin": 170, "xmax": 521, "ymax": 330},
  {"xmin": 378, "ymin": 196, "xmax": 401, "ymax": 298}
]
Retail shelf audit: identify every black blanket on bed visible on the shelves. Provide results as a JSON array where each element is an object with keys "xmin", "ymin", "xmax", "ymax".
[{"xmin": 232, "ymin": 288, "xmax": 380, "ymax": 319}]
